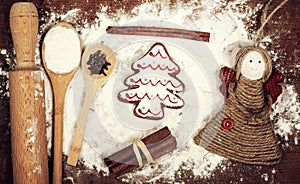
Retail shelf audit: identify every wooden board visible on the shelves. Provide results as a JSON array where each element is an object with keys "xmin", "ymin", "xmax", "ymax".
[{"xmin": 0, "ymin": 0, "xmax": 299, "ymax": 183}]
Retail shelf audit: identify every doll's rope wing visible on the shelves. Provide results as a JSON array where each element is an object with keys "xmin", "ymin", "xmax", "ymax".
[
  {"xmin": 219, "ymin": 66, "xmax": 236, "ymax": 97},
  {"xmin": 264, "ymin": 70, "xmax": 284, "ymax": 103}
]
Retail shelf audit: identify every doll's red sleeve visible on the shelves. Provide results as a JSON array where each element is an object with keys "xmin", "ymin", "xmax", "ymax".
[
  {"xmin": 264, "ymin": 70, "xmax": 284, "ymax": 103},
  {"xmin": 219, "ymin": 66, "xmax": 236, "ymax": 97}
]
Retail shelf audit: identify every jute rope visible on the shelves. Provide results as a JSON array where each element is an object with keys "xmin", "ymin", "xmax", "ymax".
[
  {"xmin": 193, "ymin": 0, "xmax": 289, "ymax": 165},
  {"xmin": 193, "ymin": 76, "xmax": 281, "ymax": 164},
  {"xmin": 132, "ymin": 140, "xmax": 158, "ymax": 169},
  {"xmin": 193, "ymin": 47, "xmax": 281, "ymax": 165},
  {"xmin": 227, "ymin": 76, "xmax": 272, "ymax": 125},
  {"xmin": 255, "ymin": 0, "xmax": 289, "ymax": 46}
]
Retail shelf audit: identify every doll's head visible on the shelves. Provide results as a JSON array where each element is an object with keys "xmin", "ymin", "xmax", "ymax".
[
  {"xmin": 241, "ymin": 51, "xmax": 265, "ymax": 80},
  {"xmin": 234, "ymin": 47, "xmax": 272, "ymax": 82}
]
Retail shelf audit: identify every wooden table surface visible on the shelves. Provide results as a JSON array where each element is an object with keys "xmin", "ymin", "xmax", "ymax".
[{"xmin": 0, "ymin": 0, "xmax": 299, "ymax": 183}]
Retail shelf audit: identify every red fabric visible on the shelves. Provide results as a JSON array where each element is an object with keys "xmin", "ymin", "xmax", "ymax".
[
  {"xmin": 264, "ymin": 70, "xmax": 284, "ymax": 103},
  {"xmin": 219, "ymin": 66, "xmax": 284, "ymax": 103},
  {"xmin": 219, "ymin": 66, "xmax": 236, "ymax": 97}
]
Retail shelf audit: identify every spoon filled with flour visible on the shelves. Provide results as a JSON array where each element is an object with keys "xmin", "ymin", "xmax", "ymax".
[{"xmin": 42, "ymin": 22, "xmax": 82, "ymax": 184}]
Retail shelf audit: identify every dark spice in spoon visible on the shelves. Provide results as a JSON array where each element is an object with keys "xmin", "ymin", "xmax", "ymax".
[{"xmin": 87, "ymin": 50, "xmax": 111, "ymax": 76}]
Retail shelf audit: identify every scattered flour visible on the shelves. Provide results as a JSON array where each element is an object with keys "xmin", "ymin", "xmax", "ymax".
[
  {"xmin": 261, "ymin": 173, "xmax": 269, "ymax": 182},
  {"xmin": 59, "ymin": 0, "xmax": 265, "ymax": 182},
  {"xmin": 25, "ymin": 118, "xmax": 43, "ymax": 176},
  {"xmin": 271, "ymin": 84, "xmax": 300, "ymax": 145},
  {"xmin": 26, "ymin": 118, "xmax": 38, "ymax": 153},
  {"xmin": 0, "ymin": 0, "xmax": 299, "ymax": 183},
  {"xmin": 34, "ymin": 82, "xmax": 44, "ymax": 101},
  {"xmin": 0, "ymin": 67, "xmax": 9, "ymax": 97},
  {"xmin": 0, "ymin": 49, "xmax": 7, "ymax": 55},
  {"xmin": 0, "ymin": 48, "xmax": 12, "ymax": 98}
]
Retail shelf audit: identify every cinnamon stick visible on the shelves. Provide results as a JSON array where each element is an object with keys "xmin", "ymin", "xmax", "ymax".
[
  {"xmin": 111, "ymin": 135, "xmax": 176, "ymax": 176},
  {"xmin": 104, "ymin": 126, "xmax": 171, "ymax": 168},
  {"xmin": 104, "ymin": 126, "xmax": 177, "ymax": 178},
  {"xmin": 105, "ymin": 137, "xmax": 169, "ymax": 169},
  {"xmin": 106, "ymin": 26, "xmax": 210, "ymax": 42}
]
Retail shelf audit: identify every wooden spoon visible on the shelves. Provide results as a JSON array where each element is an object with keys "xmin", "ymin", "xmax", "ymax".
[
  {"xmin": 67, "ymin": 44, "xmax": 116, "ymax": 166},
  {"xmin": 42, "ymin": 22, "xmax": 82, "ymax": 184}
]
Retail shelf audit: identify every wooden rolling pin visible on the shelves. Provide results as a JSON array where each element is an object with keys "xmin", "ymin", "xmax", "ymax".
[{"xmin": 9, "ymin": 2, "xmax": 49, "ymax": 184}]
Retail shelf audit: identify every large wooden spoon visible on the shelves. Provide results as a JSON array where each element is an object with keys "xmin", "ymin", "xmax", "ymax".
[
  {"xmin": 42, "ymin": 22, "xmax": 82, "ymax": 184},
  {"xmin": 67, "ymin": 44, "xmax": 116, "ymax": 166}
]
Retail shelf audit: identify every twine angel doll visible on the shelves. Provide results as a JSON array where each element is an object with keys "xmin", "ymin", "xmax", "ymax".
[
  {"xmin": 193, "ymin": 46, "xmax": 284, "ymax": 165},
  {"xmin": 193, "ymin": 0, "xmax": 288, "ymax": 165}
]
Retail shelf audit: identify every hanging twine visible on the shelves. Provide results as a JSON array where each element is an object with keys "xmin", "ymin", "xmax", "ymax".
[
  {"xmin": 254, "ymin": 0, "xmax": 289, "ymax": 46},
  {"xmin": 132, "ymin": 140, "xmax": 158, "ymax": 169}
]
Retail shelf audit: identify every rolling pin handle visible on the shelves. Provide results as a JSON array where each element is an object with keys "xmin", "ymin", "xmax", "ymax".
[{"xmin": 9, "ymin": 2, "xmax": 38, "ymax": 68}]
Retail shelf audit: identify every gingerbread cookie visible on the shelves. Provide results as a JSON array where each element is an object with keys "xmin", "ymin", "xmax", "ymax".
[{"xmin": 118, "ymin": 42, "xmax": 185, "ymax": 120}]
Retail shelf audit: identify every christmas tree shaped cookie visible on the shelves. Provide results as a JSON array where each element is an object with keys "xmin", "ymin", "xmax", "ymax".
[{"xmin": 118, "ymin": 43, "xmax": 185, "ymax": 120}]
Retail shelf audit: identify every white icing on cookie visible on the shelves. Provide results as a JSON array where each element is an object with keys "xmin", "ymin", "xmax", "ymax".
[
  {"xmin": 118, "ymin": 43, "xmax": 185, "ymax": 119},
  {"xmin": 132, "ymin": 43, "xmax": 180, "ymax": 74}
]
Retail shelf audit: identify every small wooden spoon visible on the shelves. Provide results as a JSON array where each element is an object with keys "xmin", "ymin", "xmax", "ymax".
[
  {"xmin": 67, "ymin": 44, "xmax": 116, "ymax": 166},
  {"xmin": 42, "ymin": 22, "xmax": 82, "ymax": 184}
]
